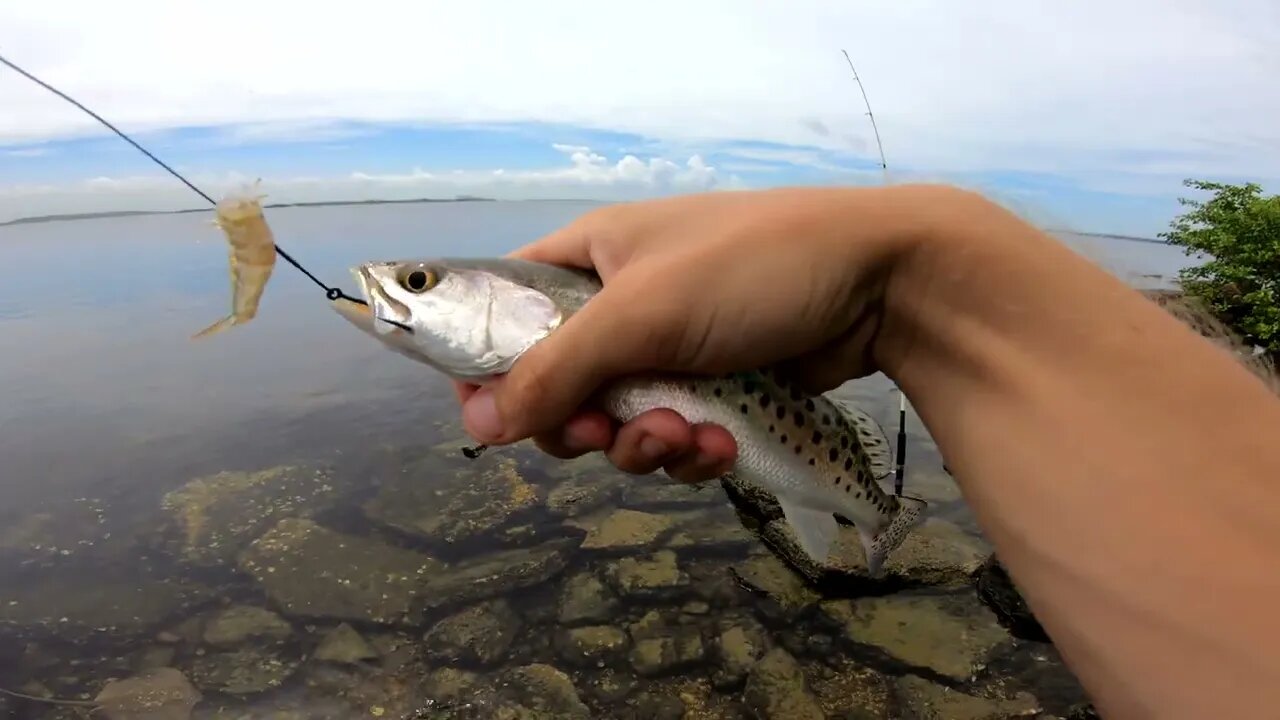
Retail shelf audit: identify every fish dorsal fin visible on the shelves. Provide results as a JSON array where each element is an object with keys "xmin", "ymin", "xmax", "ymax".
[
  {"xmin": 776, "ymin": 496, "xmax": 840, "ymax": 563},
  {"xmin": 829, "ymin": 397, "xmax": 894, "ymax": 480}
]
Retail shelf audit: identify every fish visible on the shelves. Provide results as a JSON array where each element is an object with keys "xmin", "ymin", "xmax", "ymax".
[
  {"xmin": 192, "ymin": 184, "xmax": 277, "ymax": 339},
  {"xmin": 330, "ymin": 257, "xmax": 928, "ymax": 576}
]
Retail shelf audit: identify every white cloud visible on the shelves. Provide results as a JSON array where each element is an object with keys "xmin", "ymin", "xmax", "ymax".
[
  {"xmin": 0, "ymin": 146, "xmax": 741, "ymax": 222},
  {"xmin": 1, "ymin": 0, "xmax": 1276, "ymax": 189},
  {"xmin": 4, "ymin": 147, "xmax": 48, "ymax": 157}
]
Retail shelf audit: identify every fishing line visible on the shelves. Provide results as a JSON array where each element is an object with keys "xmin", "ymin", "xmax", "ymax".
[
  {"xmin": 841, "ymin": 49, "xmax": 912, "ymax": 497},
  {"xmin": 0, "ymin": 52, "xmax": 411, "ymax": 333}
]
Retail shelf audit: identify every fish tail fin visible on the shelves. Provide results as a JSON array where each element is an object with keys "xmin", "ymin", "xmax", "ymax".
[
  {"xmin": 191, "ymin": 315, "xmax": 237, "ymax": 339},
  {"xmin": 856, "ymin": 495, "xmax": 929, "ymax": 578},
  {"xmin": 776, "ymin": 496, "xmax": 841, "ymax": 563}
]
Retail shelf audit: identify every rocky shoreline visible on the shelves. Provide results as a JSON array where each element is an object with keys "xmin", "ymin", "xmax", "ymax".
[{"xmin": 0, "ymin": 436, "xmax": 1095, "ymax": 719}]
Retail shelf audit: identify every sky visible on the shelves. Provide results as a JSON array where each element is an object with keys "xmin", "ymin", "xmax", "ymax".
[{"xmin": 1, "ymin": 1, "xmax": 1277, "ymax": 236}]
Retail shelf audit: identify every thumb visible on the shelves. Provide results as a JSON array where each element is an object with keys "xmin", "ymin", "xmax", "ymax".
[{"xmin": 465, "ymin": 278, "xmax": 674, "ymax": 444}]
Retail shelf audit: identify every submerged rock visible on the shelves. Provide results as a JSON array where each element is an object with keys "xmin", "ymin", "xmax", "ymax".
[
  {"xmin": 557, "ymin": 573, "xmax": 621, "ymax": 626},
  {"xmin": 0, "ymin": 498, "xmax": 112, "ymax": 567},
  {"xmin": 712, "ymin": 619, "xmax": 770, "ymax": 689},
  {"xmin": 189, "ymin": 645, "xmax": 299, "ymax": 695},
  {"xmin": 363, "ymin": 455, "xmax": 539, "ymax": 544},
  {"xmin": 463, "ymin": 663, "xmax": 592, "ymax": 719},
  {"xmin": 419, "ymin": 667, "xmax": 481, "ymax": 705},
  {"xmin": 820, "ymin": 593, "xmax": 1010, "ymax": 680},
  {"xmin": 895, "ymin": 674, "xmax": 1040, "ymax": 719},
  {"xmin": 626, "ymin": 615, "xmax": 706, "ymax": 677},
  {"xmin": 621, "ymin": 480, "xmax": 721, "ymax": 509},
  {"xmin": 742, "ymin": 648, "xmax": 825, "ymax": 720},
  {"xmin": 158, "ymin": 465, "xmax": 339, "ymax": 568},
  {"xmin": 416, "ymin": 540, "xmax": 573, "ymax": 613},
  {"xmin": 974, "ymin": 554, "xmax": 1048, "ymax": 641},
  {"xmin": 579, "ymin": 509, "xmax": 676, "ymax": 550},
  {"xmin": 422, "ymin": 599, "xmax": 522, "ymax": 667},
  {"xmin": 201, "ymin": 605, "xmax": 292, "ymax": 648},
  {"xmin": 556, "ymin": 625, "xmax": 631, "ymax": 667},
  {"xmin": 730, "ymin": 553, "xmax": 821, "ymax": 621},
  {"xmin": 545, "ymin": 474, "xmax": 625, "ymax": 518},
  {"xmin": 94, "ymin": 667, "xmax": 201, "ymax": 720},
  {"xmin": 761, "ymin": 517, "xmax": 988, "ymax": 587},
  {"xmin": 603, "ymin": 549, "xmax": 690, "ymax": 600},
  {"xmin": 664, "ymin": 508, "xmax": 758, "ymax": 553},
  {"xmin": 313, "ymin": 623, "xmax": 378, "ymax": 665},
  {"xmin": 807, "ymin": 657, "xmax": 892, "ymax": 719},
  {"xmin": 0, "ymin": 571, "xmax": 213, "ymax": 642},
  {"xmin": 238, "ymin": 518, "xmax": 444, "ymax": 625}
]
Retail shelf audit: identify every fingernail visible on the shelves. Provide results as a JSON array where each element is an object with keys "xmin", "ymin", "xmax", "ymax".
[
  {"xmin": 639, "ymin": 435, "xmax": 671, "ymax": 461},
  {"xmin": 462, "ymin": 390, "xmax": 504, "ymax": 441}
]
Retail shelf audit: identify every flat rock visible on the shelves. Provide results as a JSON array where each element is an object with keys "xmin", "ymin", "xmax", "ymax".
[
  {"xmin": 713, "ymin": 619, "xmax": 770, "ymax": 689},
  {"xmin": 621, "ymin": 480, "xmax": 721, "ymax": 509},
  {"xmin": 0, "ymin": 571, "xmax": 213, "ymax": 642},
  {"xmin": 546, "ymin": 475, "xmax": 625, "ymax": 518},
  {"xmin": 0, "ymin": 498, "xmax": 112, "ymax": 567},
  {"xmin": 94, "ymin": 667, "xmax": 201, "ymax": 720},
  {"xmin": 477, "ymin": 663, "xmax": 592, "ymax": 719},
  {"xmin": 742, "ymin": 648, "xmax": 825, "ymax": 720},
  {"xmin": 730, "ymin": 553, "xmax": 821, "ymax": 621},
  {"xmin": 761, "ymin": 517, "xmax": 988, "ymax": 587},
  {"xmin": 158, "ymin": 465, "xmax": 339, "ymax": 567},
  {"xmin": 313, "ymin": 623, "xmax": 378, "ymax": 665},
  {"xmin": 419, "ymin": 667, "xmax": 481, "ymax": 705},
  {"xmin": 237, "ymin": 518, "xmax": 444, "ymax": 625},
  {"xmin": 556, "ymin": 625, "xmax": 631, "ymax": 666},
  {"xmin": 416, "ymin": 540, "xmax": 573, "ymax": 613},
  {"xmin": 363, "ymin": 455, "xmax": 539, "ymax": 544},
  {"xmin": 821, "ymin": 593, "xmax": 1010, "ymax": 680},
  {"xmin": 664, "ymin": 509, "xmax": 758, "ymax": 553},
  {"xmin": 895, "ymin": 675, "xmax": 1040, "ymax": 720},
  {"xmin": 807, "ymin": 657, "xmax": 892, "ymax": 719},
  {"xmin": 422, "ymin": 599, "xmax": 522, "ymax": 667},
  {"xmin": 201, "ymin": 605, "xmax": 292, "ymax": 648},
  {"xmin": 189, "ymin": 645, "xmax": 299, "ymax": 695},
  {"xmin": 628, "ymin": 626, "xmax": 705, "ymax": 677},
  {"xmin": 579, "ymin": 509, "xmax": 675, "ymax": 550},
  {"xmin": 603, "ymin": 549, "xmax": 690, "ymax": 600},
  {"xmin": 557, "ymin": 573, "xmax": 621, "ymax": 626}
]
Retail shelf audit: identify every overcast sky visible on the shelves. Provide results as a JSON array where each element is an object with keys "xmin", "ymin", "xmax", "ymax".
[{"xmin": 2, "ymin": 0, "xmax": 1276, "ymax": 235}]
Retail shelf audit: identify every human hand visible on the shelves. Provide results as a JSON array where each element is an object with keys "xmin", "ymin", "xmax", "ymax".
[{"xmin": 454, "ymin": 185, "xmax": 942, "ymax": 482}]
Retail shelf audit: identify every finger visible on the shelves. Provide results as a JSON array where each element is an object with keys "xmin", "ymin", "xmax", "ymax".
[
  {"xmin": 663, "ymin": 423, "xmax": 738, "ymax": 483},
  {"xmin": 482, "ymin": 279, "xmax": 672, "ymax": 444},
  {"xmin": 506, "ymin": 206, "xmax": 615, "ymax": 269},
  {"xmin": 604, "ymin": 408, "xmax": 695, "ymax": 475},
  {"xmin": 452, "ymin": 381, "xmax": 480, "ymax": 405},
  {"xmin": 530, "ymin": 410, "xmax": 616, "ymax": 459}
]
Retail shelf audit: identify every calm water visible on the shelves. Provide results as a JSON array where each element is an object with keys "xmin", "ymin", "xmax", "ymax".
[{"xmin": 0, "ymin": 201, "xmax": 1186, "ymax": 718}]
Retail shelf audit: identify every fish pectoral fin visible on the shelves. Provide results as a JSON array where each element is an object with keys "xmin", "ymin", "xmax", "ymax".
[
  {"xmin": 192, "ymin": 315, "xmax": 237, "ymax": 340},
  {"xmin": 855, "ymin": 495, "xmax": 929, "ymax": 578},
  {"xmin": 777, "ymin": 496, "xmax": 840, "ymax": 563}
]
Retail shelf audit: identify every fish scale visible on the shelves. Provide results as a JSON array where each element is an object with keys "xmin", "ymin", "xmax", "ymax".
[{"xmin": 330, "ymin": 256, "xmax": 929, "ymax": 576}]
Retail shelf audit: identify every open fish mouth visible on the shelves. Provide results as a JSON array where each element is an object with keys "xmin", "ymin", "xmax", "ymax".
[{"xmin": 350, "ymin": 265, "xmax": 412, "ymax": 335}]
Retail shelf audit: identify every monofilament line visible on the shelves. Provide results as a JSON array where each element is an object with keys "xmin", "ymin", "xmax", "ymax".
[
  {"xmin": 840, "ymin": 48, "xmax": 910, "ymax": 496},
  {"xmin": 0, "ymin": 52, "xmax": 409, "ymax": 331}
]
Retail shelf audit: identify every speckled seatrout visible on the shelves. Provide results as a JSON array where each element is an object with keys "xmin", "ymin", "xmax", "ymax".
[
  {"xmin": 330, "ymin": 257, "xmax": 928, "ymax": 575},
  {"xmin": 192, "ymin": 184, "xmax": 277, "ymax": 339}
]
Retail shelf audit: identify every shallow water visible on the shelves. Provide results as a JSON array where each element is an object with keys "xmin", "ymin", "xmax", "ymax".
[{"xmin": 0, "ymin": 201, "xmax": 1179, "ymax": 718}]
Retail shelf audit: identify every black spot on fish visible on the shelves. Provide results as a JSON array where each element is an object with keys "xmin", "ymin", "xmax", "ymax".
[
  {"xmin": 775, "ymin": 406, "xmax": 786, "ymax": 420},
  {"xmin": 827, "ymin": 448, "xmax": 838, "ymax": 463},
  {"xmin": 780, "ymin": 434, "xmax": 789, "ymax": 444},
  {"xmin": 740, "ymin": 403, "xmax": 749, "ymax": 414},
  {"xmin": 794, "ymin": 445, "xmax": 802, "ymax": 454},
  {"xmin": 713, "ymin": 387, "xmax": 723, "ymax": 397},
  {"xmin": 808, "ymin": 458, "xmax": 816, "ymax": 466},
  {"xmin": 834, "ymin": 476, "xmax": 841, "ymax": 485},
  {"xmin": 811, "ymin": 431, "xmax": 823, "ymax": 444},
  {"xmin": 768, "ymin": 424, "xmax": 775, "ymax": 433},
  {"xmin": 855, "ymin": 490, "xmax": 862, "ymax": 499},
  {"xmin": 760, "ymin": 394, "xmax": 771, "ymax": 409},
  {"xmin": 844, "ymin": 457, "xmax": 854, "ymax": 472},
  {"xmin": 840, "ymin": 436, "xmax": 850, "ymax": 450},
  {"xmin": 845, "ymin": 485, "xmax": 852, "ymax": 493},
  {"xmin": 793, "ymin": 411, "xmax": 805, "ymax": 427},
  {"xmin": 822, "ymin": 414, "xmax": 831, "ymax": 425},
  {"xmin": 804, "ymin": 398, "xmax": 815, "ymax": 412}
]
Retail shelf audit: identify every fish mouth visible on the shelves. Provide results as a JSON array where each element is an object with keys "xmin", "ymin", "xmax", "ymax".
[{"xmin": 351, "ymin": 264, "xmax": 413, "ymax": 335}]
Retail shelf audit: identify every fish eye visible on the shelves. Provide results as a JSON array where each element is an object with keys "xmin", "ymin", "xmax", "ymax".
[{"xmin": 402, "ymin": 269, "xmax": 436, "ymax": 293}]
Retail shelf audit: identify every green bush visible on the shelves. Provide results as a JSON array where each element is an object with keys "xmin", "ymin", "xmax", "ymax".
[{"xmin": 1159, "ymin": 179, "xmax": 1280, "ymax": 358}]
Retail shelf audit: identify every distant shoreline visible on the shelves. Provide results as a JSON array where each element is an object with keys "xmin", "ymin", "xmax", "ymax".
[{"xmin": 1, "ymin": 201, "xmax": 1161, "ymax": 243}]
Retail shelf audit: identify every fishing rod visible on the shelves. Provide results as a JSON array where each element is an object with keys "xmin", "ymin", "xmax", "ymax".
[
  {"xmin": 0, "ymin": 52, "xmax": 410, "ymax": 331},
  {"xmin": 841, "ymin": 48, "xmax": 911, "ymax": 497}
]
